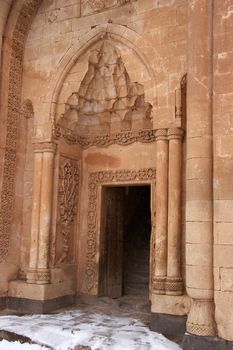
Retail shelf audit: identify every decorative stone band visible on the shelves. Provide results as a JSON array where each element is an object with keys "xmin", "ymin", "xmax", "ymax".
[
  {"xmin": 155, "ymin": 128, "xmax": 168, "ymax": 141},
  {"xmin": 152, "ymin": 276, "xmax": 166, "ymax": 295},
  {"xmin": 36, "ymin": 268, "xmax": 50, "ymax": 285},
  {"xmin": 153, "ymin": 276, "xmax": 183, "ymax": 295},
  {"xmin": 54, "ymin": 125, "xmax": 185, "ymax": 148},
  {"xmin": 167, "ymin": 128, "xmax": 184, "ymax": 141},
  {"xmin": 0, "ymin": 0, "xmax": 41, "ymax": 263},
  {"xmin": 33, "ymin": 142, "xmax": 57, "ymax": 153},
  {"xmin": 165, "ymin": 276, "xmax": 183, "ymax": 296},
  {"xmin": 26, "ymin": 268, "xmax": 37, "ymax": 284},
  {"xmin": 54, "ymin": 125, "xmax": 156, "ymax": 148},
  {"xmin": 27, "ymin": 268, "xmax": 50, "ymax": 285},
  {"xmin": 186, "ymin": 299, "xmax": 216, "ymax": 337}
]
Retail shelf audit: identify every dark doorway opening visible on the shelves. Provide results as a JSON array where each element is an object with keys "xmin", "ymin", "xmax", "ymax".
[{"xmin": 99, "ymin": 185, "xmax": 151, "ymax": 299}]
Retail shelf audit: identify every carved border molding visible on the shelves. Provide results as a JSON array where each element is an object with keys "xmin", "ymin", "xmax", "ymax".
[
  {"xmin": 54, "ymin": 125, "xmax": 157, "ymax": 148},
  {"xmin": 85, "ymin": 167, "xmax": 156, "ymax": 292},
  {"xmin": 0, "ymin": 0, "xmax": 40, "ymax": 262}
]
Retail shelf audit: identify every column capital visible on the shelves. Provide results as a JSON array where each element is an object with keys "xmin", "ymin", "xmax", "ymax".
[
  {"xmin": 155, "ymin": 128, "xmax": 168, "ymax": 141},
  {"xmin": 33, "ymin": 141, "xmax": 57, "ymax": 153},
  {"xmin": 167, "ymin": 128, "xmax": 184, "ymax": 140}
]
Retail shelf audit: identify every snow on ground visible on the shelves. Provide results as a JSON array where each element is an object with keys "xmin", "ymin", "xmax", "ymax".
[{"xmin": 0, "ymin": 310, "xmax": 181, "ymax": 350}]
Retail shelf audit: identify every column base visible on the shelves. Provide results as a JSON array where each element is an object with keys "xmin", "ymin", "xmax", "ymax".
[
  {"xmin": 7, "ymin": 280, "xmax": 75, "ymax": 313},
  {"xmin": 150, "ymin": 312, "xmax": 187, "ymax": 337},
  {"xmin": 7, "ymin": 294, "xmax": 75, "ymax": 314},
  {"xmin": 182, "ymin": 333, "xmax": 233, "ymax": 350}
]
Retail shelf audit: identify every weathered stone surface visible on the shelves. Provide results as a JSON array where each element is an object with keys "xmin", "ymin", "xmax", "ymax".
[{"xmin": 0, "ymin": 0, "xmax": 232, "ymax": 346}]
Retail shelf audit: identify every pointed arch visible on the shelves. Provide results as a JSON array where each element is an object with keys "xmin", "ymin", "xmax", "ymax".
[{"xmin": 46, "ymin": 24, "xmax": 159, "ymax": 124}]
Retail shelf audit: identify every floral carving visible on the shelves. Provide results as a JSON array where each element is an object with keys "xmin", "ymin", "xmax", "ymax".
[
  {"xmin": 85, "ymin": 168, "xmax": 156, "ymax": 292},
  {"xmin": 54, "ymin": 125, "xmax": 156, "ymax": 148},
  {"xmin": 0, "ymin": 0, "xmax": 40, "ymax": 262},
  {"xmin": 57, "ymin": 158, "xmax": 79, "ymax": 264}
]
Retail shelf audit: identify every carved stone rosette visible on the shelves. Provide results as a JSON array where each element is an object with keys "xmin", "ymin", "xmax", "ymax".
[
  {"xmin": 57, "ymin": 157, "xmax": 79, "ymax": 264},
  {"xmin": 85, "ymin": 168, "xmax": 156, "ymax": 292}
]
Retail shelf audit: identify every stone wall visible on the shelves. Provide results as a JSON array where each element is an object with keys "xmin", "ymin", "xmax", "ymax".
[
  {"xmin": 213, "ymin": 1, "xmax": 233, "ymax": 341},
  {"xmin": 0, "ymin": 0, "xmax": 232, "ymax": 346},
  {"xmin": 22, "ymin": 0, "xmax": 187, "ymax": 138}
]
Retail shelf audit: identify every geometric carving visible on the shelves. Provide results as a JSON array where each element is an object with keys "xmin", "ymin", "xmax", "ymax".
[
  {"xmin": 165, "ymin": 276, "xmax": 183, "ymax": 295},
  {"xmin": 85, "ymin": 167, "xmax": 156, "ymax": 292},
  {"xmin": 187, "ymin": 300, "xmax": 216, "ymax": 336},
  {"xmin": 57, "ymin": 39, "xmax": 152, "ymax": 136},
  {"xmin": 0, "ymin": 0, "xmax": 40, "ymax": 262},
  {"xmin": 56, "ymin": 157, "xmax": 79, "ymax": 264}
]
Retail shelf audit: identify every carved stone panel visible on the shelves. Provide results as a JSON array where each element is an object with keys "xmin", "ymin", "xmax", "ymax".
[
  {"xmin": 55, "ymin": 157, "xmax": 79, "ymax": 265},
  {"xmin": 0, "ymin": 0, "xmax": 40, "ymax": 262},
  {"xmin": 81, "ymin": 0, "xmax": 134, "ymax": 16},
  {"xmin": 85, "ymin": 168, "xmax": 156, "ymax": 292}
]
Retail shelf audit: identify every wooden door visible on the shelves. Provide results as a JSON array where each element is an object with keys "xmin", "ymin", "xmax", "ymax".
[{"xmin": 99, "ymin": 186, "xmax": 124, "ymax": 298}]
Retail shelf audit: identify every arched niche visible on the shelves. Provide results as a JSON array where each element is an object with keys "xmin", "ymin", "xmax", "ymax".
[
  {"xmin": 56, "ymin": 36, "xmax": 155, "ymax": 136},
  {"xmin": 43, "ymin": 24, "xmax": 158, "ymax": 137}
]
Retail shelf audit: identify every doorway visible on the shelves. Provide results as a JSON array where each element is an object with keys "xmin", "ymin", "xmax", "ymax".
[{"xmin": 99, "ymin": 185, "xmax": 151, "ymax": 299}]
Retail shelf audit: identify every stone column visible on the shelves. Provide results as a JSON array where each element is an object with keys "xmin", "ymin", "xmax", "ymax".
[
  {"xmin": 36, "ymin": 143, "xmax": 56, "ymax": 284},
  {"xmin": 166, "ymin": 128, "xmax": 183, "ymax": 296},
  {"xmin": 153, "ymin": 129, "xmax": 168, "ymax": 294},
  {"xmin": 186, "ymin": 0, "xmax": 216, "ymax": 337},
  {"xmin": 27, "ymin": 148, "xmax": 43, "ymax": 284}
]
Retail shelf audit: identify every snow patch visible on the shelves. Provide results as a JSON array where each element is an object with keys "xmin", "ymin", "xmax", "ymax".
[{"xmin": 0, "ymin": 310, "xmax": 181, "ymax": 350}]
